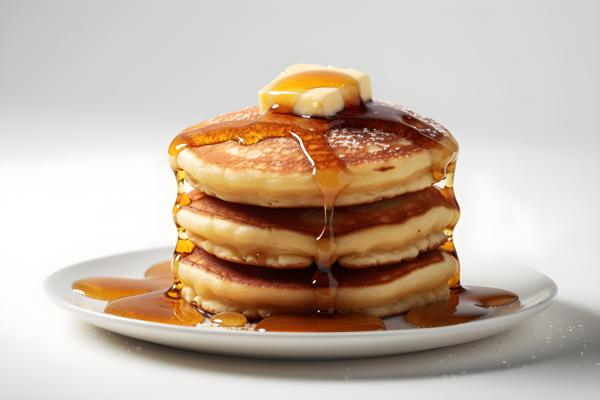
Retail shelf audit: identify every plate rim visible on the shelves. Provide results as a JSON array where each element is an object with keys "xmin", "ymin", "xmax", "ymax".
[{"xmin": 44, "ymin": 246, "xmax": 558, "ymax": 339}]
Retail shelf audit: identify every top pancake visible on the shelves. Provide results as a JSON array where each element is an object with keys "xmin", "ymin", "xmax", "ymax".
[{"xmin": 171, "ymin": 102, "xmax": 457, "ymax": 207}]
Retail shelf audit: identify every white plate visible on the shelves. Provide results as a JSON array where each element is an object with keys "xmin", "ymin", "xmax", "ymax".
[{"xmin": 45, "ymin": 247, "xmax": 556, "ymax": 359}]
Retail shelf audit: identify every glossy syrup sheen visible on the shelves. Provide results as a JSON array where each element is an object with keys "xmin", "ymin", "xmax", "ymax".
[
  {"xmin": 211, "ymin": 311, "xmax": 248, "ymax": 327},
  {"xmin": 105, "ymin": 291, "xmax": 205, "ymax": 326},
  {"xmin": 405, "ymin": 286, "xmax": 519, "ymax": 328},
  {"xmin": 143, "ymin": 260, "xmax": 172, "ymax": 279},
  {"xmin": 72, "ymin": 276, "xmax": 172, "ymax": 301}
]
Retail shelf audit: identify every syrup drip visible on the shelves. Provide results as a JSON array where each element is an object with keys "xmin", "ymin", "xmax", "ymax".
[
  {"xmin": 167, "ymin": 169, "xmax": 196, "ymax": 300},
  {"xmin": 404, "ymin": 286, "xmax": 519, "ymax": 328},
  {"xmin": 105, "ymin": 290, "xmax": 205, "ymax": 326},
  {"xmin": 438, "ymin": 159, "xmax": 461, "ymax": 288},
  {"xmin": 255, "ymin": 313, "xmax": 385, "ymax": 333},
  {"xmin": 211, "ymin": 311, "xmax": 248, "ymax": 327},
  {"xmin": 313, "ymin": 194, "xmax": 344, "ymax": 314}
]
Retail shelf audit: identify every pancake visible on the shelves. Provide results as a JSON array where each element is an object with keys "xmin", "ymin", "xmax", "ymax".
[
  {"xmin": 176, "ymin": 187, "xmax": 459, "ymax": 268},
  {"xmin": 170, "ymin": 102, "xmax": 457, "ymax": 208},
  {"xmin": 178, "ymin": 248, "xmax": 458, "ymax": 319}
]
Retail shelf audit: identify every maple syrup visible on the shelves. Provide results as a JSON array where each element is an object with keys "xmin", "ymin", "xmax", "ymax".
[
  {"xmin": 405, "ymin": 286, "xmax": 519, "ymax": 328},
  {"xmin": 143, "ymin": 260, "xmax": 172, "ymax": 279},
  {"xmin": 211, "ymin": 311, "xmax": 248, "ymax": 327},
  {"xmin": 166, "ymin": 168, "xmax": 196, "ymax": 299},
  {"xmin": 105, "ymin": 290, "xmax": 205, "ymax": 326},
  {"xmin": 72, "ymin": 276, "xmax": 172, "ymax": 301}
]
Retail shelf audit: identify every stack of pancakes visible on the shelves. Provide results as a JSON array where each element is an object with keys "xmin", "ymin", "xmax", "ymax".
[{"xmin": 171, "ymin": 107, "xmax": 459, "ymax": 319}]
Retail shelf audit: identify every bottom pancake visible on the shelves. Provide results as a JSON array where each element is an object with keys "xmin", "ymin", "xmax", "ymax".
[{"xmin": 178, "ymin": 248, "xmax": 458, "ymax": 319}]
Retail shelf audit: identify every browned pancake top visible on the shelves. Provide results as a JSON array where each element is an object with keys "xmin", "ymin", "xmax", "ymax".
[
  {"xmin": 185, "ymin": 186, "xmax": 457, "ymax": 235},
  {"xmin": 182, "ymin": 248, "xmax": 447, "ymax": 289},
  {"xmin": 181, "ymin": 103, "xmax": 457, "ymax": 173}
]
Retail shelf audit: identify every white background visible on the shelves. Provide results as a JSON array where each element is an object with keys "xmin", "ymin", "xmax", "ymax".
[{"xmin": 1, "ymin": 0, "xmax": 599, "ymax": 398}]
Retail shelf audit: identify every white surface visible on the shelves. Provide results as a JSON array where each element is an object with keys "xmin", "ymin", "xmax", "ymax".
[
  {"xmin": 44, "ymin": 247, "xmax": 556, "ymax": 359},
  {"xmin": 1, "ymin": 0, "xmax": 599, "ymax": 398}
]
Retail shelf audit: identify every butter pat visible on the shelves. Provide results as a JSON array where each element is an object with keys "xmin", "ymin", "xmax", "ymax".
[
  {"xmin": 259, "ymin": 64, "xmax": 372, "ymax": 117},
  {"xmin": 292, "ymin": 87, "xmax": 345, "ymax": 117}
]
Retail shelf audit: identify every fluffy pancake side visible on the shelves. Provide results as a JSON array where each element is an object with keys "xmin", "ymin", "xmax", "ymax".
[
  {"xmin": 176, "ymin": 187, "xmax": 459, "ymax": 268},
  {"xmin": 178, "ymin": 248, "xmax": 458, "ymax": 319},
  {"xmin": 171, "ymin": 104, "xmax": 456, "ymax": 207}
]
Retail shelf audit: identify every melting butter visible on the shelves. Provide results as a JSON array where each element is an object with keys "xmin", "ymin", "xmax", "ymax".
[{"xmin": 259, "ymin": 64, "xmax": 372, "ymax": 117}]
